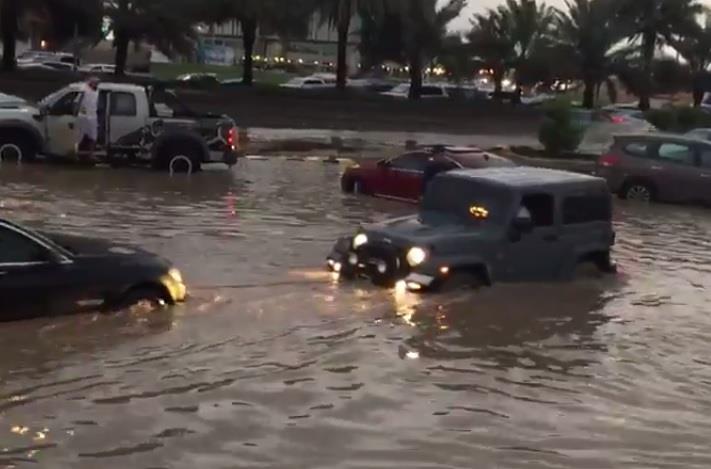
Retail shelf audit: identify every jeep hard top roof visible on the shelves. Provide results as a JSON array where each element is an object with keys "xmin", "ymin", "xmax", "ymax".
[{"xmin": 441, "ymin": 167, "xmax": 606, "ymax": 190}]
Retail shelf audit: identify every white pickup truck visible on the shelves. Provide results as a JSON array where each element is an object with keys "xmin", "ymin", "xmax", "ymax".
[{"xmin": 0, "ymin": 82, "xmax": 240, "ymax": 173}]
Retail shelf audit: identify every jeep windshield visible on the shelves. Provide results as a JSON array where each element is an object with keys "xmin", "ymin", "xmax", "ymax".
[{"xmin": 421, "ymin": 177, "xmax": 513, "ymax": 225}]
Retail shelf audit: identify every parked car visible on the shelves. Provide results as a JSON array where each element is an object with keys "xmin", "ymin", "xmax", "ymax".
[
  {"xmin": 596, "ymin": 133, "xmax": 711, "ymax": 203},
  {"xmin": 341, "ymin": 146, "xmax": 515, "ymax": 202},
  {"xmin": 0, "ymin": 218, "xmax": 187, "ymax": 321},
  {"xmin": 684, "ymin": 128, "xmax": 711, "ymax": 142},
  {"xmin": 328, "ymin": 167, "xmax": 616, "ymax": 291},
  {"xmin": 0, "ymin": 82, "xmax": 239, "ymax": 172},
  {"xmin": 176, "ymin": 73, "xmax": 220, "ymax": 88},
  {"xmin": 381, "ymin": 83, "xmax": 451, "ymax": 99},
  {"xmin": 280, "ymin": 76, "xmax": 332, "ymax": 89},
  {"xmin": 80, "ymin": 63, "xmax": 116, "ymax": 74}
]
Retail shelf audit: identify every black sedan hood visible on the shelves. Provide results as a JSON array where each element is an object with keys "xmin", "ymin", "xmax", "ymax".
[{"xmin": 41, "ymin": 232, "xmax": 169, "ymax": 267}]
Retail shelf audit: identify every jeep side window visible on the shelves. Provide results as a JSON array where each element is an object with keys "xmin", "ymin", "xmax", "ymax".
[
  {"xmin": 563, "ymin": 195, "xmax": 611, "ymax": 224},
  {"xmin": 49, "ymin": 91, "xmax": 81, "ymax": 116},
  {"xmin": 520, "ymin": 193, "xmax": 554, "ymax": 227}
]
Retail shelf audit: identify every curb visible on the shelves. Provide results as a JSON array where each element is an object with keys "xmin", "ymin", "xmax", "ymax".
[{"xmin": 244, "ymin": 155, "xmax": 353, "ymax": 164}]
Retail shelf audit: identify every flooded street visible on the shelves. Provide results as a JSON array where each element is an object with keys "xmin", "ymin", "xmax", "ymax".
[{"xmin": 1, "ymin": 160, "xmax": 711, "ymax": 469}]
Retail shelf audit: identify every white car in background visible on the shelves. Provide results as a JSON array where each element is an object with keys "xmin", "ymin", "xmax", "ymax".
[
  {"xmin": 280, "ymin": 75, "xmax": 334, "ymax": 89},
  {"xmin": 79, "ymin": 63, "xmax": 116, "ymax": 74},
  {"xmin": 381, "ymin": 83, "xmax": 451, "ymax": 99}
]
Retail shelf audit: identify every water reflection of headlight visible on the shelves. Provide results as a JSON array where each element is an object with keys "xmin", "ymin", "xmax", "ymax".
[
  {"xmin": 406, "ymin": 247, "xmax": 427, "ymax": 266},
  {"xmin": 353, "ymin": 233, "xmax": 368, "ymax": 249}
]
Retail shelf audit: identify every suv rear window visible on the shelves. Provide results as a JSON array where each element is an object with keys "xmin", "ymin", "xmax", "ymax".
[
  {"xmin": 623, "ymin": 142, "xmax": 648, "ymax": 157},
  {"xmin": 563, "ymin": 195, "xmax": 612, "ymax": 224}
]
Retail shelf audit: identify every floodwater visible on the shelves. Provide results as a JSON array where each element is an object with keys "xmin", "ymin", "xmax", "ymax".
[{"xmin": 1, "ymin": 161, "xmax": 711, "ymax": 469}]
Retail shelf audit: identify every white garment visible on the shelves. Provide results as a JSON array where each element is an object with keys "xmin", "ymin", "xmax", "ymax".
[
  {"xmin": 79, "ymin": 84, "xmax": 98, "ymax": 117},
  {"xmin": 77, "ymin": 84, "xmax": 99, "ymax": 141}
]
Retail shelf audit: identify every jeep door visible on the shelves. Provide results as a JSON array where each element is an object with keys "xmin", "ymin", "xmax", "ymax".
[
  {"xmin": 44, "ymin": 90, "xmax": 82, "ymax": 157},
  {"xmin": 501, "ymin": 193, "xmax": 564, "ymax": 281}
]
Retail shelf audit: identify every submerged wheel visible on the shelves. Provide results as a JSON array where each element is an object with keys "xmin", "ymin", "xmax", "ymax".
[
  {"xmin": 113, "ymin": 286, "xmax": 169, "ymax": 311},
  {"xmin": 0, "ymin": 131, "xmax": 38, "ymax": 162},
  {"xmin": 621, "ymin": 181, "xmax": 654, "ymax": 202},
  {"xmin": 154, "ymin": 142, "xmax": 202, "ymax": 174}
]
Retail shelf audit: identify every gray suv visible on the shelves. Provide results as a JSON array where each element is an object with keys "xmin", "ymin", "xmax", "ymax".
[
  {"xmin": 327, "ymin": 168, "xmax": 616, "ymax": 291},
  {"xmin": 597, "ymin": 133, "xmax": 711, "ymax": 203}
]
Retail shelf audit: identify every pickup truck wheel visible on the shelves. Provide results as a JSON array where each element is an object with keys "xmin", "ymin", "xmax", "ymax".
[
  {"xmin": 155, "ymin": 144, "xmax": 202, "ymax": 174},
  {"xmin": 0, "ymin": 133, "xmax": 37, "ymax": 162}
]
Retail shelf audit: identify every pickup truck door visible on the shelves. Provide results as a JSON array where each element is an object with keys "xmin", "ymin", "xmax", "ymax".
[
  {"xmin": 107, "ymin": 90, "xmax": 145, "ymax": 149},
  {"xmin": 44, "ymin": 90, "xmax": 82, "ymax": 158}
]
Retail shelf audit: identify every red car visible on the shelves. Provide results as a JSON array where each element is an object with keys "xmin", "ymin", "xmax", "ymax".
[{"xmin": 341, "ymin": 146, "xmax": 515, "ymax": 202}]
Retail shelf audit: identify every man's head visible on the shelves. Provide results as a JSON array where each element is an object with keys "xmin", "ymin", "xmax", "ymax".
[{"xmin": 87, "ymin": 76, "xmax": 100, "ymax": 91}]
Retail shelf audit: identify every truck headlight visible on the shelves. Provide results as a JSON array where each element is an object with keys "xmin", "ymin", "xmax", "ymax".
[
  {"xmin": 168, "ymin": 268, "xmax": 184, "ymax": 284},
  {"xmin": 406, "ymin": 247, "xmax": 427, "ymax": 266},
  {"xmin": 353, "ymin": 233, "xmax": 368, "ymax": 249}
]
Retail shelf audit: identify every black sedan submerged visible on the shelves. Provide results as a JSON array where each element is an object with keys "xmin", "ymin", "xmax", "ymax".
[{"xmin": 0, "ymin": 218, "xmax": 187, "ymax": 321}]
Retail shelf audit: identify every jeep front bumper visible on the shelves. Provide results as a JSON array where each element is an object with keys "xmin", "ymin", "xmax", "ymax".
[{"xmin": 326, "ymin": 236, "xmax": 443, "ymax": 291}]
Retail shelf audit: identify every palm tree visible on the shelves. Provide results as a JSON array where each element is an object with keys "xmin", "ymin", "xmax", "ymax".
[
  {"xmin": 555, "ymin": 0, "xmax": 624, "ymax": 108},
  {"xmin": 669, "ymin": 22, "xmax": 711, "ymax": 107},
  {"xmin": 317, "ymin": 0, "xmax": 365, "ymax": 91},
  {"xmin": 106, "ymin": 0, "xmax": 199, "ymax": 76},
  {"xmin": 618, "ymin": 0, "xmax": 703, "ymax": 109},
  {"xmin": 0, "ymin": 0, "xmax": 99, "ymax": 71},
  {"xmin": 468, "ymin": 9, "xmax": 516, "ymax": 94},
  {"xmin": 498, "ymin": 0, "xmax": 554, "ymax": 79},
  {"xmin": 394, "ymin": 0, "xmax": 465, "ymax": 99}
]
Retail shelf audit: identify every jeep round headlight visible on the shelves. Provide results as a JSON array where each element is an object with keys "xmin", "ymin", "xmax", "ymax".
[
  {"xmin": 353, "ymin": 233, "xmax": 368, "ymax": 249},
  {"xmin": 406, "ymin": 247, "xmax": 427, "ymax": 266}
]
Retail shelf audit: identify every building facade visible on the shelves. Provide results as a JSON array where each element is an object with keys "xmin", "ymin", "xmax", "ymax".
[{"xmin": 202, "ymin": 12, "xmax": 361, "ymax": 72}]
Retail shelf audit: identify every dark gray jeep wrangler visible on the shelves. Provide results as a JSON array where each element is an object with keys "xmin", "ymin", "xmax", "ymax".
[{"xmin": 327, "ymin": 167, "xmax": 617, "ymax": 291}]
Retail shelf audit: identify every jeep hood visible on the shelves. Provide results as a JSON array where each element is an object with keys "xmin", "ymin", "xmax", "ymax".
[{"xmin": 364, "ymin": 211, "xmax": 495, "ymax": 244}]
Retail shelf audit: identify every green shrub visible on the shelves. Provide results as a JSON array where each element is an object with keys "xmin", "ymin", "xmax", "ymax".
[
  {"xmin": 645, "ymin": 109, "xmax": 676, "ymax": 131},
  {"xmin": 538, "ymin": 100, "xmax": 583, "ymax": 157},
  {"xmin": 645, "ymin": 106, "xmax": 711, "ymax": 132}
]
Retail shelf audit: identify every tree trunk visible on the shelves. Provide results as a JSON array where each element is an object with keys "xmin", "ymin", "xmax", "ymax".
[
  {"xmin": 1, "ymin": 0, "xmax": 18, "ymax": 72},
  {"xmin": 692, "ymin": 72, "xmax": 704, "ymax": 107},
  {"xmin": 582, "ymin": 77, "xmax": 595, "ymax": 109},
  {"xmin": 114, "ymin": 0, "xmax": 129, "ymax": 76},
  {"xmin": 639, "ymin": 30, "xmax": 655, "ymax": 111},
  {"xmin": 114, "ymin": 31, "xmax": 129, "ymax": 76},
  {"xmin": 241, "ymin": 17, "xmax": 257, "ymax": 86},
  {"xmin": 336, "ymin": 0, "xmax": 352, "ymax": 91},
  {"xmin": 408, "ymin": 50, "xmax": 423, "ymax": 100}
]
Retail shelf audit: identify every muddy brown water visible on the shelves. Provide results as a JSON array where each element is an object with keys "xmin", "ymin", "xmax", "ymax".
[{"xmin": 1, "ymin": 161, "xmax": 711, "ymax": 469}]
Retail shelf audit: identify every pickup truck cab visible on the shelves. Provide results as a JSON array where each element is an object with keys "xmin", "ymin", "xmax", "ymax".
[
  {"xmin": 0, "ymin": 82, "xmax": 239, "ymax": 173},
  {"xmin": 327, "ymin": 167, "xmax": 617, "ymax": 291}
]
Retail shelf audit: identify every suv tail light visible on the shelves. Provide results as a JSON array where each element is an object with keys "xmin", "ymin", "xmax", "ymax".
[
  {"xmin": 610, "ymin": 115, "xmax": 626, "ymax": 124},
  {"xmin": 598, "ymin": 153, "xmax": 620, "ymax": 167}
]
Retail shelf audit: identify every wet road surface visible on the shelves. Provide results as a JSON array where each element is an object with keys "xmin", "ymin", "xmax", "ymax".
[{"xmin": 1, "ymin": 161, "xmax": 711, "ymax": 468}]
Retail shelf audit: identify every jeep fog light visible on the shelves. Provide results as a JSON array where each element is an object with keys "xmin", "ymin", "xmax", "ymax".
[
  {"xmin": 348, "ymin": 253, "xmax": 358, "ymax": 265},
  {"xmin": 353, "ymin": 233, "xmax": 368, "ymax": 249},
  {"xmin": 406, "ymin": 247, "xmax": 427, "ymax": 266}
]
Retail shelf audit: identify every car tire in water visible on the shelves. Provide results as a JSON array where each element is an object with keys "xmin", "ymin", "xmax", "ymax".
[
  {"xmin": 155, "ymin": 142, "xmax": 202, "ymax": 174},
  {"xmin": 0, "ymin": 130, "xmax": 38, "ymax": 163},
  {"xmin": 113, "ymin": 286, "xmax": 169, "ymax": 311},
  {"xmin": 622, "ymin": 181, "xmax": 654, "ymax": 202}
]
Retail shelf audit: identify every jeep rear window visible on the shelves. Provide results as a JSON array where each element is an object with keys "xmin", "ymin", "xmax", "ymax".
[{"xmin": 422, "ymin": 178, "xmax": 512, "ymax": 224}]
